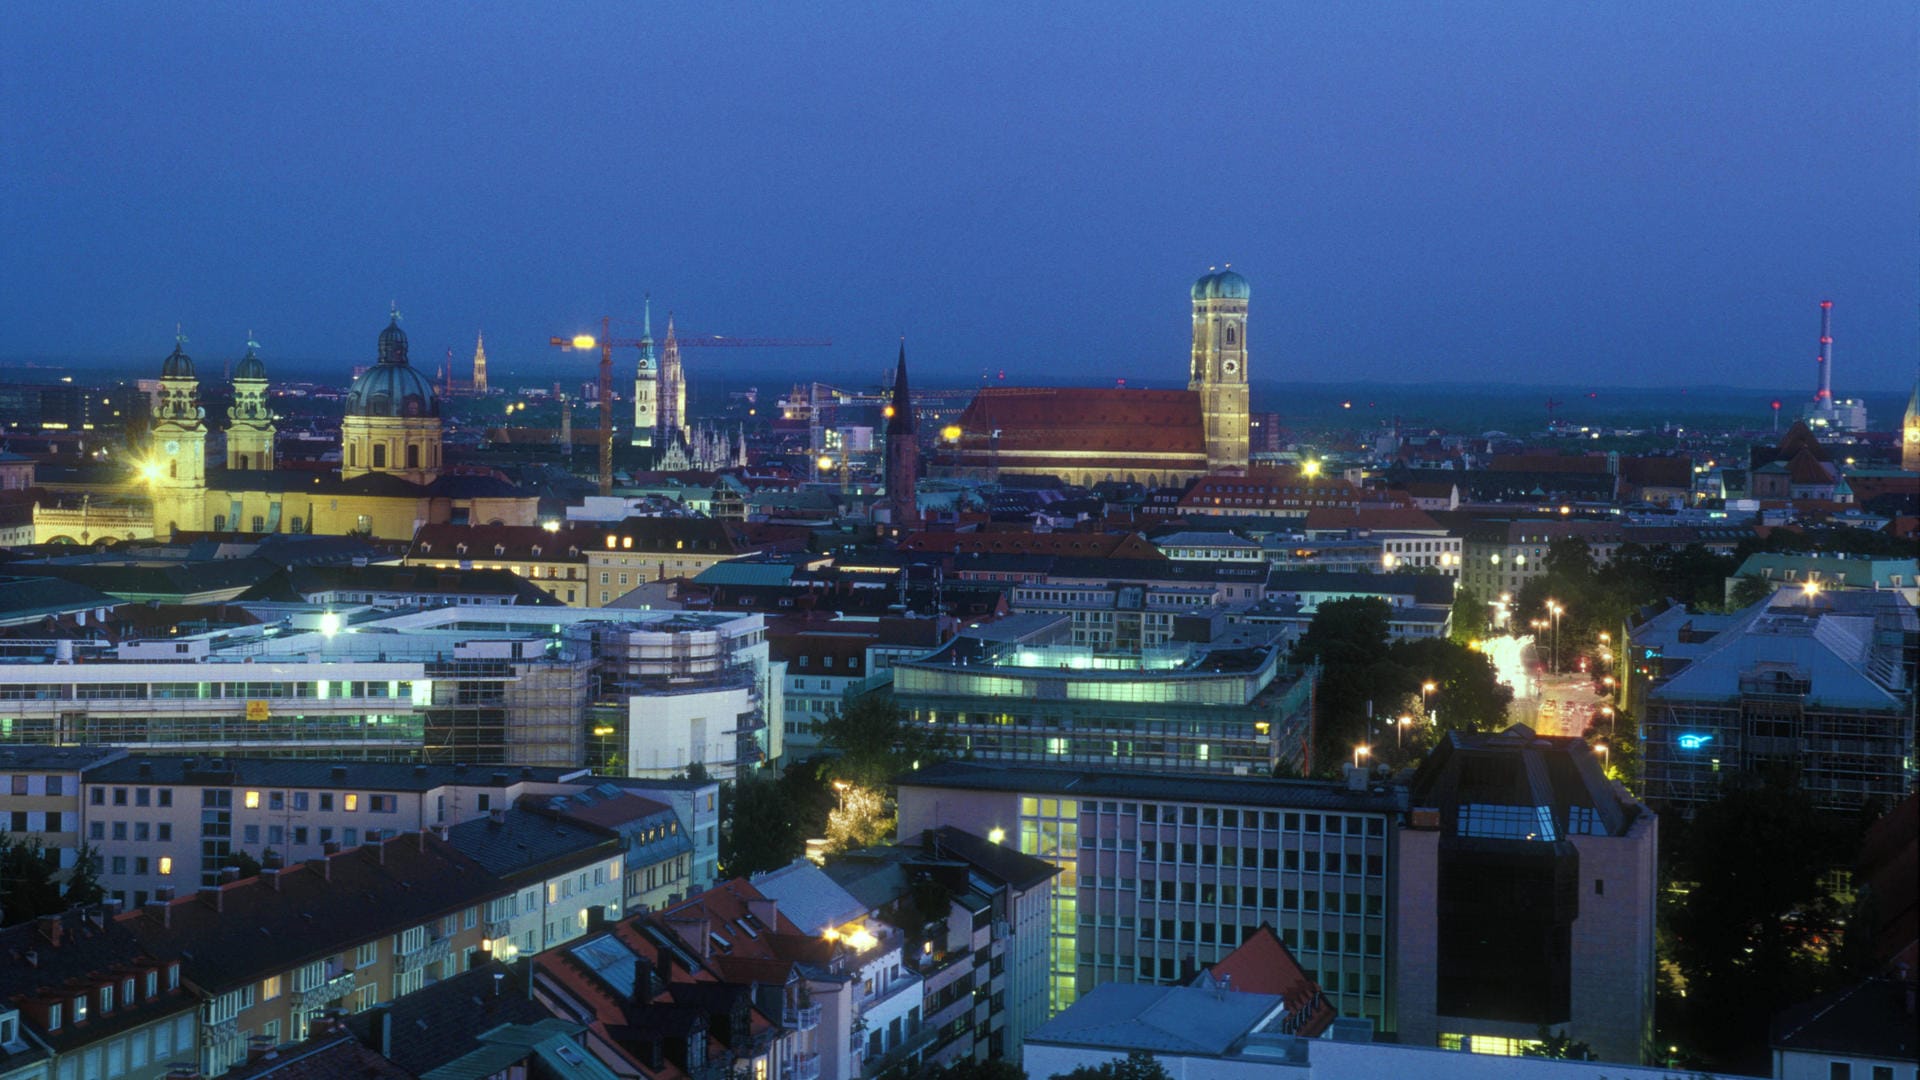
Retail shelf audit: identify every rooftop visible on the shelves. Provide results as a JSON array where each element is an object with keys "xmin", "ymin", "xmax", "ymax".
[
  {"xmin": 898, "ymin": 761, "xmax": 1403, "ymax": 814},
  {"xmin": 86, "ymin": 756, "xmax": 587, "ymax": 791}
]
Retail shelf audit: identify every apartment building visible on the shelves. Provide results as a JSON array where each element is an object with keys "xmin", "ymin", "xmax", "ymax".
[
  {"xmin": 118, "ymin": 832, "xmax": 515, "ymax": 1077},
  {"xmin": 0, "ymin": 746, "xmax": 124, "ymax": 870},
  {"xmin": 897, "ymin": 763, "xmax": 1402, "ymax": 1028},
  {"xmin": 447, "ymin": 807, "xmax": 624, "ymax": 960},
  {"xmin": 0, "ymin": 906, "xmax": 196, "ymax": 1080},
  {"xmin": 406, "ymin": 522, "xmax": 592, "ymax": 606},
  {"xmin": 81, "ymin": 756, "xmax": 592, "ymax": 898},
  {"xmin": 583, "ymin": 610, "xmax": 780, "ymax": 779},
  {"xmin": 524, "ymin": 784, "xmax": 696, "ymax": 914}
]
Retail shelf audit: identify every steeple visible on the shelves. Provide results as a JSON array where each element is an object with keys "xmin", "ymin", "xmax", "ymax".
[
  {"xmin": 632, "ymin": 294, "xmax": 660, "ymax": 450},
  {"xmin": 472, "ymin": 331, "xmax": 489, "ymax": 394},
  {"xmin": 1902, "ymin": 377, "xmax": 1920, "ymax": 472},
  {"xmin": 885, "ymin": 338, "xmax": 921, "ymax": 529},
  {"xmin": 887, "ymin": 339, "xmax": 915, "ymax": 436}
]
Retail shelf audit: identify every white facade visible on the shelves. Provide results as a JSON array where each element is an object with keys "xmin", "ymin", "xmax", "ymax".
[{"xmin": 481, "ymin": 852, "xmax": 625, "ymax": 961}]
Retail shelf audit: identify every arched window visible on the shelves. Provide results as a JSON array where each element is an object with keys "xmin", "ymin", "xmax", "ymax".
[
  {"xmin": 168, "ymin": 462, "xmax": 177, "ymax": 479},
  {"xmin": 1225, "ymin": 325, "xmax": 1237, "ymax": 346},
  {"xmin": 406, "ymin": 444, "xmax": 419, "ymax": 470},
  {"xmin": 372, "ymin": 444, "xmax": 387, "ymax": 469}
]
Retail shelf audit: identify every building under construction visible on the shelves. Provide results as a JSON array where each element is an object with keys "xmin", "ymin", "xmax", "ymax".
[{"xmin": 1639, "ymin": 586, "xmax": 1917, "ymax": 813}]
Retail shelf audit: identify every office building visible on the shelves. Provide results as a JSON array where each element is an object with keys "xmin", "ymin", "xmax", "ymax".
[
  {"xmin": 897, "ymin": 763, "xmax": 1402, "ymax": 1026},
  {"xmin": 1395, "ymin": 726, "xmax": 1656, "ymax": 1064}
]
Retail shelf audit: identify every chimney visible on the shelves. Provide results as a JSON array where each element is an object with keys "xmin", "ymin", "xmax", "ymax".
[
  {"xmin": 245, "ymin": 1035, "xmax": 274, "ymax": 1065},
  {"xmin": 491, "ymin": 771, "xmax": 509, "ymax": 786},
  {"xmin": 198, "ymin": 887, "xmax": 224, "ymax": 913},
  {"xmin": 633, "ymin": 955, "xmax": 657, "ymax": 1001},
  {"xmin": 262, "ymin": 850, "xmax": 284, "ymax": 871},
  {"xmin": 262, "ymin": 866, "xmax": 282, "ymax": 892},
  {"xmin": 219, "ymin": 866, "xmax": 240, "ymax": 885},
  {"xmin": 322, "ymin": 841, "xmax": 341, "ymax": 856},
  {"xmin": 746, "ymin": 897, "xmax": 778, "ymax": 928},
  {"xmin": 488, "ymin": 808, "xmax": 507, "ymax": 826},
  {"xmin": 35, "ymin": 914, "xmax": 63, "ymax": 948},
  {"xmin": 369, "ymin": 1002, "xmax": 394, "ymax": 1058},
  {"xmin": 154, "ymin": 886, "xmax": 175, "ymax": 902}
]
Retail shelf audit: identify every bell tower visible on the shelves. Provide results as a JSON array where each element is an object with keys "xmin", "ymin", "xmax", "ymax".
[
  {"xmin": 1190, "ymin": 267, "xmax": 1251, "ymax": 472},
  {"xmin": 632, "ymin": 295, "xmax": 658, "ymax": 449},
  {"xmin": 150, "ymin": 332, "xmax": 207, "ymax": 537},
  {"xmin": 226, "ymin": 336, "xmax": 275, "ymax": 471},
  {"xmin": 885, "ymin": 340, "xmax": 921, "ymax": 528}
]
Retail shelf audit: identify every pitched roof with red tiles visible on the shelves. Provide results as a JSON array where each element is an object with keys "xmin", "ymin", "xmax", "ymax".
[
  {"xmin": 1206, "ymin": 923, "xmax": 1336, "ymax": 1037},
  {"xmin": 1489, "ymin": 453, "xmax": 1612, "ymax": 474},
  {"xmin": 1301, "ymin": 506, "xmax": 1446, "ymax": 533},
  {"xmin": 897, "ymin": 530, "xmax": 1165, "ymax": 559},
  {"xmin": 1178, "ymin": 467, "xmax": 1363, "ymax": 512},
  {"xmin": 951, "ymin": 387, "xmax": 1207, "ymax": 456}
]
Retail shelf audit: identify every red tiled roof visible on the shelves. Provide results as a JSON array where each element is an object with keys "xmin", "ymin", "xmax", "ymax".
[
  {"xmin": 898, "ymin": 531, "xmax": 1165, "ymax": 559},
  {"xmin": 1207, "ymin": 923, "xmax": 1335, "ymax": 1037},
  {"xmin": 1302, "ymin": 506, "xmax": 1445, "ymax": 533},
  {"xmin": 952, "ymin": 388, "xmax": 1207, "ymax": 455},
  {"xmin": 1178, "ymin": 467, "xmax": 1362, "ymax": 511}
]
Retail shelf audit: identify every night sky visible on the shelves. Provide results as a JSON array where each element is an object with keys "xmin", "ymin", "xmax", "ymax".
[{"xmin": 3, "ymin": 3, "xmax": 1914, "ymax": 391}]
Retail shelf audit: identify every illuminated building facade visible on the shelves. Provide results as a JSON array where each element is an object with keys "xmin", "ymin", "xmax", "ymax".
[
  {"xmin": 1904, "ymin": 378, "xmax": 1920, "ymax": 472},
  {"xmin": 898, "ymin": 763, "xmax": 1401, "ymax": 1028},
  {"xmin": 892, "ymin": 632, "xmax": 1313, "ymax": 776},
  {"xmin": 938, "ymin": 271, "xmax": 1253, "ymax": 487},
  {"xmin": 631, "ymin": 300, "xmax": 658, "ymax": 449}
]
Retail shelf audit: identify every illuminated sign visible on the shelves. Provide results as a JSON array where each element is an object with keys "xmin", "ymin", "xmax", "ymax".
[
  {"xmin": 245, "ymin": 700, "xmax": 270, "ymax": 721},
  {"xmin": 1677, "ymin": 733, "xmax": 1713, "ymax": 750}
]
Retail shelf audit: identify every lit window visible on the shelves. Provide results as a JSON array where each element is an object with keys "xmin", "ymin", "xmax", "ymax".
[
  {"xmin": 244, "ymin": 790, "xmax": 261, "ymax": 809},
  {"xmin": 344, "ymin": 794, "xmax": 359, "ymax": 812},
  {"xmin": 158, "ymin": 857, "xmax": 173, "ymax": 876}
]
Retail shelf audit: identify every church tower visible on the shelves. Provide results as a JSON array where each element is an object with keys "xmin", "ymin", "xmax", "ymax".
[
  {"xmin": 471, "ymin": 331, "xmax": 489, "ymax": 394},
  {"xmin": 1190, "ymin": 267, "xmax": 1251, "ymax": 472},
  {"xmin": 1902, "ymin": 379, "xmax": 1920, "ymax": 472},
  {"xmin": 341, "ymin": 307, "xmax": 443, "ymax": 484},
  {"xmin": 658, "ymin": 314, "xmax": 687, "ymax": 448},
  {"xmin": 632, "ymin": 296, "xmax": 658, "ymax": 449},
  {"xmin": 150, "ymin": 333, "xmax": 208, "ymax": 537},
  {"xmin": 885, "ymin": 340, "xmax": 921, "ymax": 528},
  {"xmin": 226, "ymin": 336, "xmax": 275, "ymax": 471}
]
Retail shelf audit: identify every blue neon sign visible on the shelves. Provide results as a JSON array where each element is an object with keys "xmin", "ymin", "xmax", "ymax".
[{"xmin": 1677, "ymin": 733, "xmax": 1714, "ymax": 750}]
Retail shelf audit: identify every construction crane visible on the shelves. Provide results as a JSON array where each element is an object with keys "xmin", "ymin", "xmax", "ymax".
[{"xmin": 551, "ymin": 319, "xmax": 831, "ymax": 496}]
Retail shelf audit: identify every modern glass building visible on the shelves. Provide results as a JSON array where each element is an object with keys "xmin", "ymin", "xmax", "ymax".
[{"xmin": 892, "ymin": 632, "xmax": 1313, "ymax": 776}]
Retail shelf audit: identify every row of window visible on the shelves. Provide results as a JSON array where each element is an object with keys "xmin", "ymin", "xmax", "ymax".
[{"xmin": 1133, "ymin": 841, "xmax": 1384, "ymax": 875}]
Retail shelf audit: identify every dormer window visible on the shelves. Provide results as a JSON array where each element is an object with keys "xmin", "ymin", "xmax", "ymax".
[
  {"xmin": 71, "ymin": 995, "xmax": 87, "ymax": 1023},
  {"xmin": 494, "ymin": 545, "xmax": 506, "ymax": 557},
  {"xmin": 531, "ymin": 546, "xmax": 542, "ymax": 557},
  {"xmin": 456, "ymin": 543, "xmax": 469, "ymax": 556}
]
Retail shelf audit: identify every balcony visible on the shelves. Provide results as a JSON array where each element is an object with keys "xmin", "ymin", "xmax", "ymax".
[
  {"xmin": 292, "ymin": 970, "xmax": 357, "ymax": 1012},
  {"xmin": 398, "ymin": 936, "xmax": 454, "ymax": 975},
  {"xmin": 783, "ymin": 1002, "xmax": 823, "ymax": 1032},
  {"xmin": 790, "ymin": 1052, "xmax": 823, "ymax": 1080}
]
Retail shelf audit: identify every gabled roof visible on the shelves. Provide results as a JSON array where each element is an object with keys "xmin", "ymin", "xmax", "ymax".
[
  {"xmin": 446, "ymin": 808, "xmax": 621, "ymax": 881},
  {"xmin": 952, "ymin": 388, "xmax": 1207, "ymax": 456},
  {"xmin": 1030, "ymin": 982, "xmax": 1286, "ymax": 1056},
  {"xmin": 1203, "ymin": 923, "xmax": 1335, "ymax": 1037}
]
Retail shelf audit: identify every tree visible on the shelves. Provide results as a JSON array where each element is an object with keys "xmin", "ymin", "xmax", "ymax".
[
  {"xmin": 1668, "ymin": 776, "xmax": 1852, "ymax": 1069},
  {"xmin": 818, "ymin": 691, "xmax": 943, "ymax": 790},
  {"xmin": 824, "ymin": 783, "xmax": 893, "ymax": 854},
  {"xmin": 1293, "ymin": 597, "xmax": 1395, "ymax": 771},
  {"xmin": 1448, "ymin": 585, "xmax": 1490, "ymax": 644},
  {"xmin": 1727, "ymin": 573, "xmax": 1774, "ymax": 610},
  {"xmin": 61, "ymin": 841, "xmax": 105, "ymax": 908},
  {"xmin": 720, "ymin": 772, "xmax": 809, "ymax": 877},
  {"xmin": 0, "ymin": 833, "xmax": 65, "ymax": 926},
  {"xmin": 1523, "ymin": 1030, "xmax": 1594, "ymax": 1060},
  {"xmin": 1050, "ymin": 1052, "xmax": 1173, "ymax": 1080},
  {"xmin": 678, "ymin": 761, "xmax": 712, "ymax": 783},
  {"xmin": 223, "ymin": 848, "xmax": 263, "ymax": 880}
]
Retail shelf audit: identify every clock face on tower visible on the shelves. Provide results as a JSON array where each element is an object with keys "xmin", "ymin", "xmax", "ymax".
[
  {"xmin": 1222, "ymin": 359, "xmax": 1240, "ymax": 376},
  {"xmin": 164, "ymin": 440, "xmax": 180, "ymax": 455}
]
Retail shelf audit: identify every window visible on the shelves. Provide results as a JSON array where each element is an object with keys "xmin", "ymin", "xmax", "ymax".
[
  {"xmin": 1827, "ymin": 1066, "xmax": 1851, "ymax": 1080},
  {"xmin": 261, "ymin": 975, "xmax": 282, "ymax": 1000},
  {"xmin": 372, "ymin": 444, "xmax": 386, "ymax": 469},
  {"xmin": 344, "ymin": 794, "xmax": 359, "ymax": 812}
]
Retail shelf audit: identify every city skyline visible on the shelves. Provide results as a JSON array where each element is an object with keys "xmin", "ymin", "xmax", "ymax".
[{"xmin": 3, "ymin": 4, "xmax": 1916, "ymax": 390}]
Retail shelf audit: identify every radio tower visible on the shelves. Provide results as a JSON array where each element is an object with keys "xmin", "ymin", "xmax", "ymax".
[{"xmin": 1812, "ymin": 300, "xmax": 1833, "ymax": 408}]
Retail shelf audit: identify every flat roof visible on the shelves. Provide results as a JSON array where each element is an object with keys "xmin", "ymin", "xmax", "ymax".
[{"xmin": 898, "ymin": 761, "xmax": 1403, "ymax": 814}]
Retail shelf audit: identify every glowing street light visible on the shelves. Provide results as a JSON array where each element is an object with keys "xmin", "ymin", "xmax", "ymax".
[
  {"xmin": 1595, "ymin": 743, "xmax": 1610, "ymax": 772},
  {"xmin": 1395, "ymin": 716, "xmax": 1412, "ymax": 752},
  {"xmin": 1546, "ymin": 600, "xmax": 1565, "ymax": 674},
  {"xmin": 1301, "ymin": 460, "xmax": 1322, "ymax": 479},
  {"xmin": 1353, "ymin": 744, "xmax": 1370, "ymax": 770},
  {"xmin": 1421, "ymin": 681, "xmax": 1437, "ymax": 721}
]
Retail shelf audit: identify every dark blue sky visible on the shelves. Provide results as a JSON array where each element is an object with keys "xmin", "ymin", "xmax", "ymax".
[{"xmin": 3, "ymin": 3, "xmax": 1914, "ymax": 392}]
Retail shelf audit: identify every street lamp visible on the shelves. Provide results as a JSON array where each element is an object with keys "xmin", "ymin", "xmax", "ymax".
[
  {"xmin": 1395, "ymin": 716, "xmax": 1411, "ymax": 753},
  {"xmin": 1594, "ymin": 743, "xmax": 1609, "ymax": 772},
  {"xmin": 1353, "ymin": 744, "xmax": 1370, "ymax": 771},
  {"xmin": 1421, "ymin": 681, "xmax": 1437, "ymax": 722},
  {"xmin": 1600, "ymin": 705, "xmax": 1615, "ymax": 736},
  {"xmin": 1546, "ymin": 600, "xmax": 1565, "ymax": 675}
]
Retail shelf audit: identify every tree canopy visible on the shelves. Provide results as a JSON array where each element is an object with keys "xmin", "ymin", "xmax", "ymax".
[{"xmin": 1050, "ymin": 1052, "xmax": 1173, "ymax": 1080}]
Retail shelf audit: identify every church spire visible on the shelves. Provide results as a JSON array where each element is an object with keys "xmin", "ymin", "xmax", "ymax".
[{"xmin": 887, "ymin": 339, "xmax": 914, "ymax": 436}]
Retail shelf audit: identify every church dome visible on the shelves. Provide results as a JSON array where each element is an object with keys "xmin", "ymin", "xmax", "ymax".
[
  {"xmin": 232, "ymin": 343, "xmax": 267, "ymax": 382},
  {"xmin": 346, "ymin": 314, "xmax": 440, "ymax": 418},
  {"xmin": 1192, "ymin": 268, "xmax": 1250, "ymax": 301},
  {"xmin": 377, "ymin": 313, "xmax": 409, "ymax": 365},
  {"xmin": 161, "ymin": 341, "xmax": 194, "ymax": 379}
]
